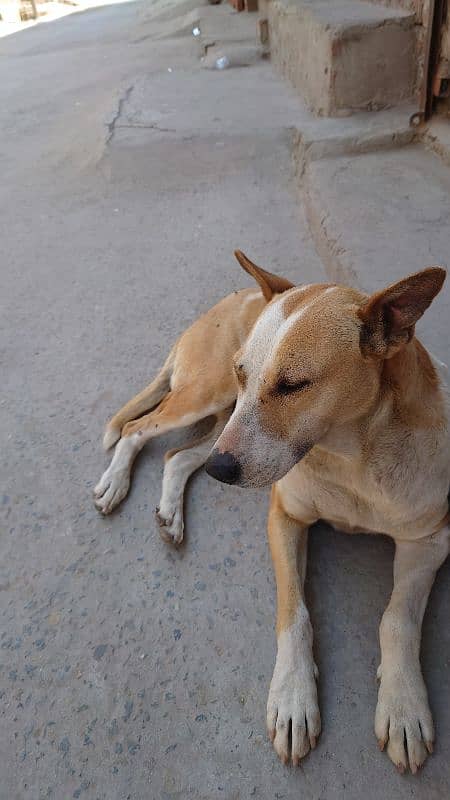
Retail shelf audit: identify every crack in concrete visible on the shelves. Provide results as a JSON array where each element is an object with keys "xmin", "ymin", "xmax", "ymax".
[
  {"xmin": 302, "ymin": 174, "xmax": 358, "ymax": 287},
  {"xmin": 105, "ymin": 85, "xmax": 134, "ymax": 146},
  {"xmin": 116, "ymin": 123, "xmax": 177, "ymax": 133}
]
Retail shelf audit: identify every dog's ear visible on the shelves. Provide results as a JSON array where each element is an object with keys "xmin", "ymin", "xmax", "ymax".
[
  {"xmin": 234, "ymin": 250, "xmax": 294, "ymax": 301},
  {"xmin": 358, "ymin": 267, "xmax": 446, "ymax": 358}
]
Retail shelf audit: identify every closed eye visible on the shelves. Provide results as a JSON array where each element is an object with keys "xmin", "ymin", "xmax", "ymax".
[
  {"xmin": 275, "ymin": 378, "xmax": 311, "ymax": 396},
  {"xmin": 234, "ymin": 362, "xmax": 247, "ymax": 388}
]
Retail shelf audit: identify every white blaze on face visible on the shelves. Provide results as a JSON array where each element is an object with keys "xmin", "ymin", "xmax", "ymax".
[
  {"xmin": 242, "ymin": 297, "xmax": 286, "ymax": 390},
  {"xmin": 220, "ymin": 299, "xmax": 286, "ymax": 479},
  {"xmin": 242, "ymin": 285, "xmax": 315, "ymax": 392}
]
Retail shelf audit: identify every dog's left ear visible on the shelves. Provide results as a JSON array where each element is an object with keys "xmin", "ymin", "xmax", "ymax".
[
  {"xmin": 358, "ymin": 267, "xmax": 446, "ymax": 358},
  {"xmin": 234, "ymin": 250, "xmax": 294, "ymax": 301}
]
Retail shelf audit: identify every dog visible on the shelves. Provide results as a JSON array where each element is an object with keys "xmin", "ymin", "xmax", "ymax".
[{"xmin": 95, "ymin": 251, "xmax": 449, "ymax": 774}]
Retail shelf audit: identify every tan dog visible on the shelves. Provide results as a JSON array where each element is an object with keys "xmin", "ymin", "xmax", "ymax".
[{"xmin": 95, "ymin": 252, "xmax": 449, "ymax": 774}]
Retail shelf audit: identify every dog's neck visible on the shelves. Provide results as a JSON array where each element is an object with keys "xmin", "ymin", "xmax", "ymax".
[
  {"xmin": 319, "ymin": 338, "xmax": 447, "ymax": 462},
  {"xmin": 380, "ymin": 337, "xmax": 446, "ymax": 428}
]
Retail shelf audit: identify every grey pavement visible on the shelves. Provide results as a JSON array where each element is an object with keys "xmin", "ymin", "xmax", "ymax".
[{"xmin": 0, "ymin": 2, "xmax": 449, "ymax": 799}]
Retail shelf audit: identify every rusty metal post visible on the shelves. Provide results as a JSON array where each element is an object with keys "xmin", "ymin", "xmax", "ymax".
[{"xmin": 410, "ymin": 0, "xmax": 447, "ymax": 125}]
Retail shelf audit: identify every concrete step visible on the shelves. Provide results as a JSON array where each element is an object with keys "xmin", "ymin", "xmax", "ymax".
[
  {"xmin": 301, "ymin": 144, "xmax": 450, "ymax": 360},
  {"xmin": 266, "ymin": 0, "xmax": 417, "ymax": 116},
  {"xmin": 292, "ymin": 104, "xmax": 417, "ymax": 173}
]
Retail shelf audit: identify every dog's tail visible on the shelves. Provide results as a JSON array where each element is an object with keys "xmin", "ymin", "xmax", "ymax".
[{"xmin": 103, "ymin": 346, "xmax": 176, "ymax": 450}]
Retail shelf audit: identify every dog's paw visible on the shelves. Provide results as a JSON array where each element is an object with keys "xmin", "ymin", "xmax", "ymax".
[
  {"xmin": 94, "ymin": 467, "xmax": 130, "ymax": 514},
  {"xmin": 156, "ymin": 506, "xmax": 184, "ymax": 546},
  {"xmin": 375, "ymin": 667, "xmax": 434, "ymax": 774},
  {"xmin": 267, "ymin": 656, "xmax": 320, "ymax": 765}
]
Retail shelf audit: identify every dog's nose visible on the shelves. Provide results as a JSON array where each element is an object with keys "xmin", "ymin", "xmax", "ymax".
[{"xmin": 205, "ymin": 450, "xmax": 241, "ymax": 485}]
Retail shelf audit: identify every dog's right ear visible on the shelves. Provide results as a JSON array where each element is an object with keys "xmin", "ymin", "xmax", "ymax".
[{"xmin": 234, "ymin": 250, "xmax": 294, "ymax": 301}]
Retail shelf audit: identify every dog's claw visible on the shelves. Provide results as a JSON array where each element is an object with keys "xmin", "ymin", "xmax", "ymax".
[
  {"xmin": 375, "ymin": 673, "xmax": 435, "ymax": 774},
  {"xmin": 156, "ymin": 508, "xmax": 184, "ymax": 547},
  {"xmin": 267, "ymin": 662, "xmax": 320, "ymax": 767}
]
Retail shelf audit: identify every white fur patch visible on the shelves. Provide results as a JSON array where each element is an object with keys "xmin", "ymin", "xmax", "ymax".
[{"xmin": 243, "ymin": 298, "xmax": 285, "ymax": 379}]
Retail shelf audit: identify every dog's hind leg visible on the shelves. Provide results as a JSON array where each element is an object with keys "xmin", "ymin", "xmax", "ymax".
[
  {"xmin": 157, "ymin": 409, "xmax": 231, "ymax": 546},
  {"xmin": 94, "ymin": 387, "xmax": 234, "ymax": 515},
  {"xmin": 103, "ymin": 346, "xmax": 176, "ymax": 451}
]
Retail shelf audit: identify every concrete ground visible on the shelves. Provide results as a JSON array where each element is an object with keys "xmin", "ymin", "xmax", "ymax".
[{"xmin": 0, "ymin": 2, "xmax": 449, "ymax": 799}]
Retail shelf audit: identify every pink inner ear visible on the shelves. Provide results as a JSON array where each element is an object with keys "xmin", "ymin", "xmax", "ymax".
[
  {"xmin": 385, "ymin": 289, "xmax": 419, "ymax": 330},
  {"xmin": 389, "ymin": 303, "xmax": 407, "ymax": 328},
  {"xmin": 387, "ymin": 288, "xmax": 419, "ymax": 329}
]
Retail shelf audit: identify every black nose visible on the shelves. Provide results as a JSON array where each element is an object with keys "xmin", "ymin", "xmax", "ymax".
[{"xmin": 205, "ymin": 450, "xmax": 241, "ymax": 485}]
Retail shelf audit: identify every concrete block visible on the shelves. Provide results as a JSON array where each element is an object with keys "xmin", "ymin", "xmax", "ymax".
[{"xmin": 268, "ymin": 0, "xmax": 417, "ymax": 115}]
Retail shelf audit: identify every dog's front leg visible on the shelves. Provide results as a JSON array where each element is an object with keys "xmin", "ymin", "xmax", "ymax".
[
  {"xmin": 266, "ymin": 485, "xmax": 320, "ymax": 765},
  {"xmin": 376, "ymin": 525, "xmax": 449, "ymax": 773}
]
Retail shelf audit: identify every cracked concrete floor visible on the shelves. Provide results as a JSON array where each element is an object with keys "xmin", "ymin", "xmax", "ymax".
[{"xmin": 0, "ymin": 1, "xmax": 449, "ymax": 799}]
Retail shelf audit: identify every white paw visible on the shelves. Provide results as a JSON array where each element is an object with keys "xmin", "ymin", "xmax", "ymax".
[
  {"xmin": 156, "ymin": 506, "xmax": 184, "ymax": 546},
  {"xmin": 94, "ymin": 467, "xmax": 130, "ymax": 514},
  {"xmin": 375, "ymin": 668, "xmax": 434, "ymax": 774},
  {"xmin": 267, "ymin": 657, "xmax": 320, "ymax": 765}
]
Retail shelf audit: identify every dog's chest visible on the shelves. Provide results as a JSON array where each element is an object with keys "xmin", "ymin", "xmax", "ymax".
[{"xmin": 278, "ymin": 451, "xmax": 409, "ymax": 537}]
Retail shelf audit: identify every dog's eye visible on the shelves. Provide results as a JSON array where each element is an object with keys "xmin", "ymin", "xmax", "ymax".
[
  {"xmin": 234, "ymin": 363, "xmax": 247, "ymax": 388},
  {"xmin": 276, "ymin": 378, "xmax": 311, "ymax": 396}
]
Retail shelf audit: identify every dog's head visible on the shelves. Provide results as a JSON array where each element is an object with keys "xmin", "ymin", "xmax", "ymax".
[{"xmin": 205, "ymin": 252, "xmax": 446, "ymax": 488}]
